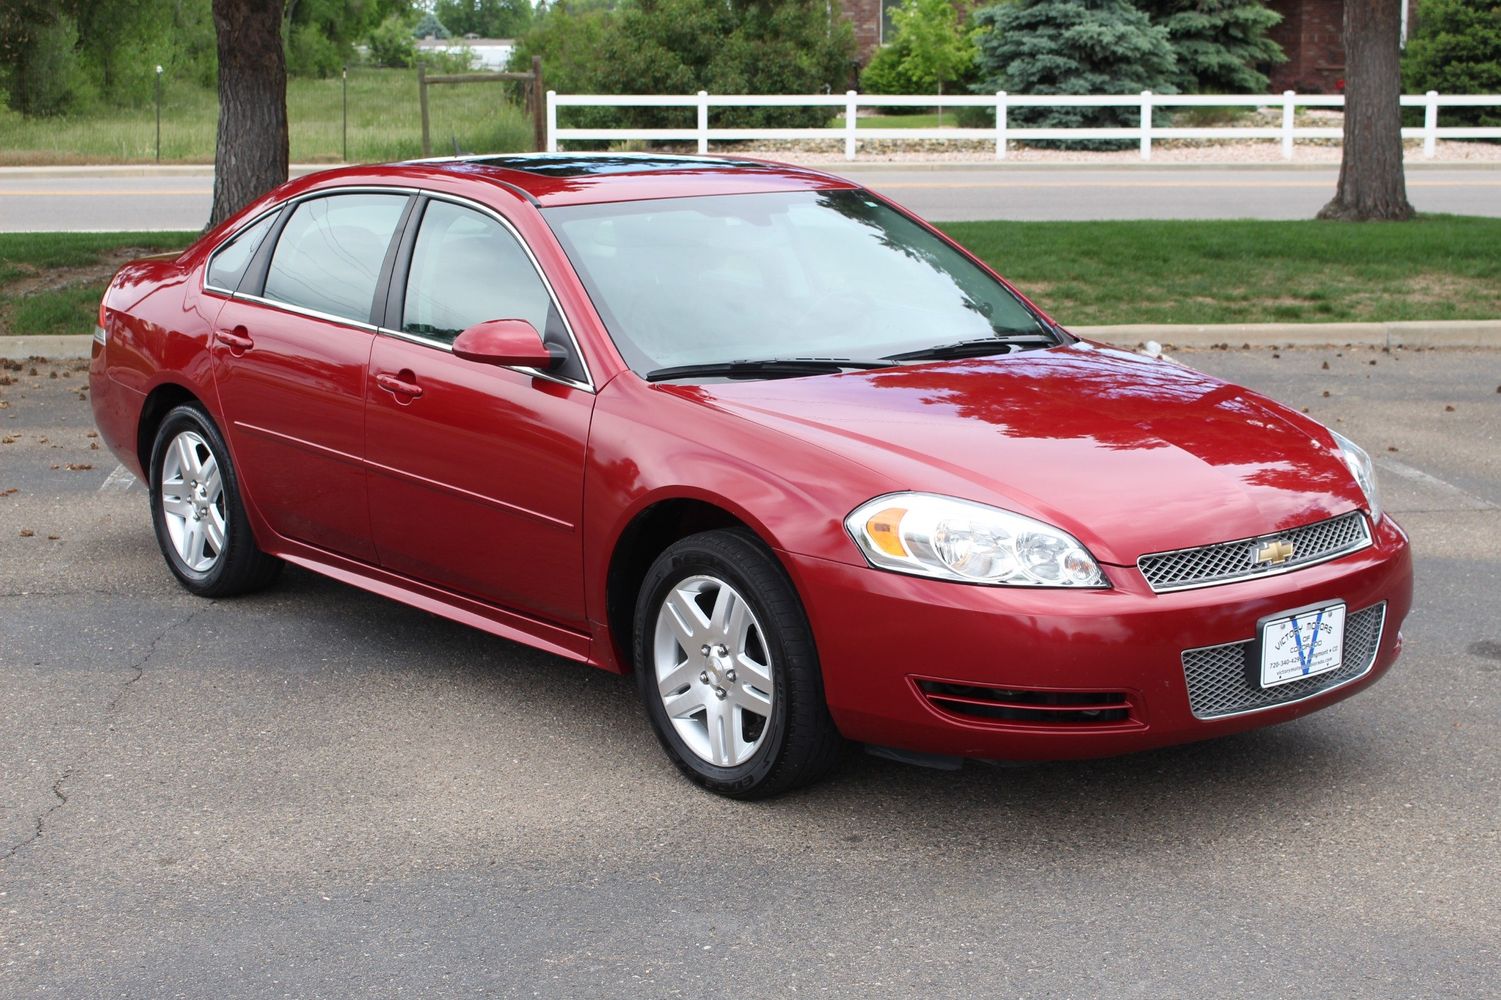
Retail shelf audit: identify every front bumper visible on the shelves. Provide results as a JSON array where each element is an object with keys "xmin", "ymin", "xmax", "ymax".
[{"xmin": 787, "ymin": 513, "xmax": 1412, "ymax": 760}]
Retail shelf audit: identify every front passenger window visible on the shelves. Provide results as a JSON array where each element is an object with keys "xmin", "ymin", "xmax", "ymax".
[
  {"xmin": 403, "ymin": 200, "xmax": 554, "ymax": 346},
  {"xmin": 263, "ymin": 193, "xmax": 408, "ymax": 324}
]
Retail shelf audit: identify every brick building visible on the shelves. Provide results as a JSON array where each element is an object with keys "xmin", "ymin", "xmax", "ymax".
[{"xmin": 843, "ymin": 0, "xmax": 1414, "ymax": 96}]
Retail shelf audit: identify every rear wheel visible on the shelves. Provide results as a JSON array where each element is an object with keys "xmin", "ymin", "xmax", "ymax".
[
  {"xmin": 634, "ymin": 529, "xmax": 843, "ymax": 798},
  {"xmin": 149, "ymin": 403, "xmax": 281, "ymax": 597}
]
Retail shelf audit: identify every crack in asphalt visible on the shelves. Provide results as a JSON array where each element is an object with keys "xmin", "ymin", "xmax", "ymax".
[
  {"xmin": 0, "ymin": 768, "xmax": 74, "ymax": 864},
  {"xmin": 1, "ymin": 604, "xmax": 208, "ymax": 864}
]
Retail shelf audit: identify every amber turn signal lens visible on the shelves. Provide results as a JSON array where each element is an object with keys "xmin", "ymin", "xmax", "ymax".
[{"xmin": 864, "ymin": 506, "xmax": 908, "ymax": 557}]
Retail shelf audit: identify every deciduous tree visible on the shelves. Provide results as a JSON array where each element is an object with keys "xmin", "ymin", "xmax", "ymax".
[
  {"xmin": 1317, "ymin": 0, "xmax": 1413, "ymax": 222},
  {"xmin": 209, "ymin": 0, "xmax": 289, "ymax": 230}
]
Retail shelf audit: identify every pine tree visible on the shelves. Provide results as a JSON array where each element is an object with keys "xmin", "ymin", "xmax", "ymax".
[
  {"xmin": 1139, "ymin": 0, "xmax": 1285, "ymax": 93},
  {"xmin": 969, "ymin": 0, "xmax": 1178, "ymax": 145}
]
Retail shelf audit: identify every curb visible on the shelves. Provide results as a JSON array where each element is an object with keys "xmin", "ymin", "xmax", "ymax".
[{"xmin": 5, "ymin": 322, "xmax": 1497, "ymax": 362}]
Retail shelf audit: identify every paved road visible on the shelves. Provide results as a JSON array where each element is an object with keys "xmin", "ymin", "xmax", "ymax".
[
  {"xmin": 3, "ymin": 165, "xmax": 1500, "ymax": 229},
  {"xmin": 3, "ymin": 349, "xmax": 1500, "ymax": 997}
]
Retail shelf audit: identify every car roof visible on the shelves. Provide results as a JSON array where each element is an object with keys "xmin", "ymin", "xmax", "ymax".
[{"xmin": 388, "ymin": 152, "xmax": 859, "ymax": 207}]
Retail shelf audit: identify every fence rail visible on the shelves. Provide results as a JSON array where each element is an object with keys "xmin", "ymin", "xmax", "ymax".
[{"xmin": 545, "ymin": 91, "xmax": 1501, "ymax": 161}]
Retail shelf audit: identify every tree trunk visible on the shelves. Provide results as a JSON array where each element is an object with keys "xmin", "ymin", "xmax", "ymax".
[
  {"xmin": 1318, "ymin": 0, "xmax": 1414, "ymax": 222},
  {"xmin": 208, "ymin": 0, "xmax": 289, "ymax": 230}
]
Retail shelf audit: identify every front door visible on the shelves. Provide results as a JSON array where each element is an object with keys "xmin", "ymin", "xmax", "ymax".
[
  {"xmin": 211, "ymin": 191, "xmax": 411, "ymax": 562},
  {"xmin": 364, "ymin": 196, "xmax": 595, "ymax": 626}
]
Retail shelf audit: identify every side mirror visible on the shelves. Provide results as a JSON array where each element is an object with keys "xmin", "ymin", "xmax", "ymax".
[{"xmin": 452, "ymin": 319, "xmax": 557, "ymax": 370}]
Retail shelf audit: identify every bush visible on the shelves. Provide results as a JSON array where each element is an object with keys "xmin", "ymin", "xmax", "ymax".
[
  {"xmin": 1403, "ymin": 0, "xmax": 1501, "ymax": 127},
  {"xmin": 288, "ymin": 21, "xmax": 344, "ymax": 79},
  {"xmin": 5, "ymin": 13, "xmax": 96, "ymax": 117},
  {"xmin": 1139, "ymin": 0, "xmax": 1285, "ymax": 94},
  {"xmin": 368, "ymin": 15, "xmax": 418, "ymax": 68},
  {"xmin": 513, "ymin": 0, "xmax": 856, "ymax": 134},
  {"xmin": 966, "ymin": 0, "xmax": 1178, "ymax": 146},
  {"xmin": 861, "ymin": 0, "xmax": 978, "ymax": 102}
]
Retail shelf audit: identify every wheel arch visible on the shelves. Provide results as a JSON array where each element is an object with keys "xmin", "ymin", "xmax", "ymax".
[
  {"xmin": 136, "ymin": 381, "xmax": 206, "ymax": 479},
  {"xmin": 604, "ymin": 496, "xmax": 779, "ymax": 676}
]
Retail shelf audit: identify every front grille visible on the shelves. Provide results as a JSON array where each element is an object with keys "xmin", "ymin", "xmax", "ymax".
[
  {"xmin": 1138, "ymin": 511, "xmax": 1371, "ymax": 593},
  {"xmin": 1181, "ymin": 602, "xmax": 1386, "ymax": 719},
  {"xmin": 915, "ymin": 680, "xmax": 1136, "ymax": 726}
]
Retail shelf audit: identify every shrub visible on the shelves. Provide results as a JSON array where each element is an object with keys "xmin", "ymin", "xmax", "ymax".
[
  {"xmin": 4, "ymin": 12, "xmax": 96, "ymax": 117},
  {"xmin": 861, "ymin": 0, "xmax": 978, "ymax": 100},
  {"xmin": 966, "ymin": 0, "xmax": 1179, "ymax": 146},
  {"xmin": 288, "ymin": 21, "xmax": 345, "ymax": 79},
  {"xmin": 368, "ymin": 15, "xmax": 418, "ymax": 68},
  {"xmin": 513, "ymin": 0, "xmax": 856, "ymax": 134},
  {"xmin": 1403, "ymin": 0, "xmax": 1501, "ymax": 127},
  {"xmin": 1139, "ymin": 0, "xmax": 1285, "ymax": 94}
]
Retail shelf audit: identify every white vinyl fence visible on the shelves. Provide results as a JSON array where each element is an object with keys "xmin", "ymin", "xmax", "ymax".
[{"xmin": 545, "ymin": 91, "xmax": 1501, "ymax": 161}]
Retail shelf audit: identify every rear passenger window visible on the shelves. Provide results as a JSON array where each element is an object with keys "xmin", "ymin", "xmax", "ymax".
[
  {"xmin": 402, "ymin": 200, "xmax": 552, "ymax": 344},
  {"xmin": 206, "ymin": 210, "xmax": 278, "ymax": 292},
  {"xmin": 263, "ymin": 193, "xmax": 407, "ymax": 323}
]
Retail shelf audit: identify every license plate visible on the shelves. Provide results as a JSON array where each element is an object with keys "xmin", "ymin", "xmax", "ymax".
[{"xmin": 1259, "ymin": 602, "xmax": 1346, "ymax": 688}]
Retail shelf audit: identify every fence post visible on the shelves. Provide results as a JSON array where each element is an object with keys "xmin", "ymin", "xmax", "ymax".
[
  {"xmin": 531, "ymin": 56, "xmax": 546, "ymax": 152},
  {"xmin": 546, "ymin": 90, "xmax": 558, "ymax": 153},
  {"xmin": 697, "ymin": 91, "xmax": 709, "ymax": 155},
  {"xmin": 845, "ymin": 90, "xmax": 858, "ymax": 161},
  {"xmin": 1281, "ymin": 90, "xmax": 1296, "ymax": 160},
  {"xmin": 1139, "ymin": 90, "xmax": 1152, "ymax": 161},
  {"xmin": 418, "ymin": 64, "xmax": 431, "ymax": 158},
  {"xmin": 995, "ymin": 91, "xmax": 1007, "ymax": 160},
  {"xmin": 1424, "ymin": 90, "xmax": 1439, "ymax": 158}
]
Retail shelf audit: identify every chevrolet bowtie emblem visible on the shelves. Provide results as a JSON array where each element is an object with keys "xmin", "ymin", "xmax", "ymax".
[{"xmin": 1253, "ymin": 539, "xmax": 1296, "ymax": 565}]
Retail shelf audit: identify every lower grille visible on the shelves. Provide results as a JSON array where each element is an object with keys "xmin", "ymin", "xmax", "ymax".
[
  {"xmin": 1181, "ymin": 602, "xmax": 1386, "ymax": 719},
  {"xmin": 916, "ymin": 680, "xmax": 1135, "ymax": 726}
]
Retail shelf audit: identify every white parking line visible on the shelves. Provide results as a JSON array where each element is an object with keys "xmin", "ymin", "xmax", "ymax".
[
  {"xmin": 99, "ymin": 464, "xmax": 138, "ymax": 492},
  {"xmin": 1377, "ymin": 457, "xmax": 1497, "ymax": 510}
]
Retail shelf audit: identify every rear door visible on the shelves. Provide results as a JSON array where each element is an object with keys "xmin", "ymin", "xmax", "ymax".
[
  {"xmin": 211, "ymin": 190, "xmax": 412, "ymax": 562},
  {"xmin": 364, "ymin": 194, "xmax": 595, "ymax": 626}
]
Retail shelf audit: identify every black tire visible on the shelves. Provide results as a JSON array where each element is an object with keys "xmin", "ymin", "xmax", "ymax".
[
  {"xmin": 633, "ymin": 528, "xmax": 844, "ymax": 798},
  {"xmin": 148, "ymin": 402, "xmax": 281, "ymax": 598}
]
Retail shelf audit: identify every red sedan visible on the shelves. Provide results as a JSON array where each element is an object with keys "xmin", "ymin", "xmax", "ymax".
[{"xmin": 90, "ymin": 154, "xmax": 1412, "ymax": 797}]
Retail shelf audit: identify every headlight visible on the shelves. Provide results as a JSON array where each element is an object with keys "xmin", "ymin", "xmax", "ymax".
[
  {"xmin": 1331, "ymin": 430, "xmax": 1382, "ymax": 523},
  {"xmin": 845, "ymin": 493, "xmax": 1108, "ymax": 588}
]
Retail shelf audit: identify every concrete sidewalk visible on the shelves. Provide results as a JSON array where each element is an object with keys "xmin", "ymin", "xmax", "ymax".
[{"xmin": 6, "ymin": 320, "xmax": 1497, "ymax": 361}]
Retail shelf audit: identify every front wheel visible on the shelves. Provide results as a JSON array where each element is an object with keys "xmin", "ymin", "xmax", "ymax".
[
  {"xmin": 633, "ymin": 529, "xmax": 844, "ymax": 798},
  {"xmin": 148, "ymin": 403, "xmax": 281, "ymax": 598}
]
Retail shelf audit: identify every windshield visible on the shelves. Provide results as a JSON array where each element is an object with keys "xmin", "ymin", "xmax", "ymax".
[{"xmin": 542, "ymin": 189, "xmax": 1056, "ymax": 378}]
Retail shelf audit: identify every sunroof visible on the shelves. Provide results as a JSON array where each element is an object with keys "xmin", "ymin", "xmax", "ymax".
[{"xmin": 443, "ymin": 154, "xmax": 780, "ymax": 178}]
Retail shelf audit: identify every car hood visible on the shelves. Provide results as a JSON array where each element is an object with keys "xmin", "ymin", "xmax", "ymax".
[{"xmin": 661, "ymin": 343, "xmax": 1367, "ymax": 565}]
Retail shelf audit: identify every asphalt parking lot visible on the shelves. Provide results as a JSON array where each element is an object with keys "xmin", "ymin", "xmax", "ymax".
[{"xmin": 2, "ymin": 346, "xmax": 1499, "ymax": 998}]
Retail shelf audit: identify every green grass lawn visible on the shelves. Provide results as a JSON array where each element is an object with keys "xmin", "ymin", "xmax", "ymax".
[
  {"xmin": 0, "ymin": 69, "xmax": 534, "ymax": 166},
  {"xmin": 945, "ymin": 215, "xmax": 1501, "ymax": 326},
  {"xmin": 4, "ymin": 217, "xmax": 1500, "ymax": 337}
]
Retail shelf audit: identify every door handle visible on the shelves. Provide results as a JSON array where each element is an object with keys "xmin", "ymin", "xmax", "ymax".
[
  {"xmin": 215, "ymin": 328, "xmax": 254, "ymax": 356},
  {"xmin": 375, "ymin": 371, "xmax": 424, "ymax": 400}
]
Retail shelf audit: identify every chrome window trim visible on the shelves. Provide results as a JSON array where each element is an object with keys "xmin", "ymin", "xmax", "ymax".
[
  {"xmin": 1179, "ymin": 601, "xmax": 1386, "ymax": 721},
  {"xmin": 203, "ymin": 205, "xmax": 281, "ymax": 298},
  {"xmin": 382, "ymin": 188, "xmax": 596, "ymax": 393},
  {"xmin": 231, "ymin": 292, "xmax": 380, "ymax": 333},
  {"xmin": 1137, "ymin": 512, "xmax": 1374, "ymax": 594}
]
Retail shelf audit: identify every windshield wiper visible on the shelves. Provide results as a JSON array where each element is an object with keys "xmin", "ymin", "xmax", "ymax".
[
  {"xmin": 883, "ymin": 334, "xmax": 1059, "ymax": 363},
  {"xmin": 645, "ymin": 358, "xmax": 889, "ymax": 383}
]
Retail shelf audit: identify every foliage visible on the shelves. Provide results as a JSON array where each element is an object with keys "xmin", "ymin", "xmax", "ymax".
[
  {"xmin": 861, "ymin": 0, "xmax": 977, "ymax": 98},
  {"xmin": 413, "ymin": 10, "xmax": 451, "ymax": 37},
  {"xmin": 436, "ymin": 0, "xmax": 534, "ymax": 39},
  {"xmin": 368, "ymin": 14, "xmax": 419, "ymax": 67},
  {"xmin": 1137, "ymin": 0, "xmax": 1284, "ymax": 94},
  {"xmin": 286, "ymin": 0, "xmax": 416, "ymax": 77},
  {"xmin": 1402, "ymin": 0, "xmax": 1501, "ymax": 127},
  {"xmin": 966, "ymin": 0, "xmax": 1178, "ymax": 144},
  {"xmin": 2, "ymin": 12, "xmax": 94, "ymax": 116},
  {"xmin": 513, "ymin": 0, "xmax": 856, "ymax": 132}
]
